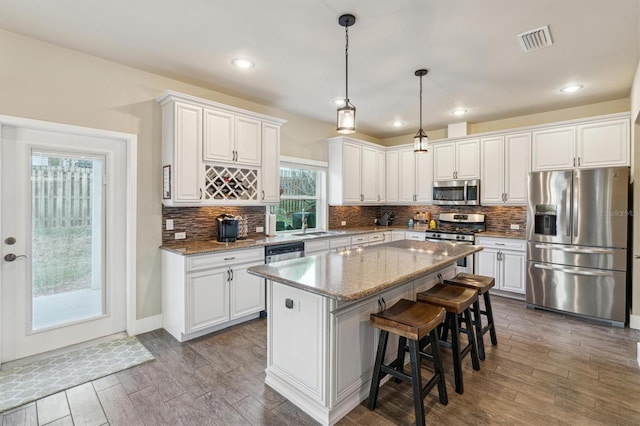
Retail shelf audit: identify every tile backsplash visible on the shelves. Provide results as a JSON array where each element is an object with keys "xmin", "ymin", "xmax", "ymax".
[{"xmin": 163, "ymin": 204, "xmax": 527, "ymax": 243}]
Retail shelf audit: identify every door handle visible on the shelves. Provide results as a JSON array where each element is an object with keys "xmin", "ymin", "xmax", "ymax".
[
  {"xmin": 230, "ymin": 268, "xmax": 234, "ymax": 281},
  {"xmin": 4, "ymin": 254, "xmax": 27, "ymax": 262}
]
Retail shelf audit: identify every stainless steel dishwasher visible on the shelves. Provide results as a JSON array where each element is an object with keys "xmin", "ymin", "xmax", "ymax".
[{"xmin": 262, "ymin": 241, "xmax": 305, "ymax": 316}]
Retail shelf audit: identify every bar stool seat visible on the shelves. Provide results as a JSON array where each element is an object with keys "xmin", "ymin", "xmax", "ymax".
[
  {"xmin": 417, "ymin": 284, "xmax": 480, "ymax": 395},
  {"xmin": 368, "ymin": 299, "xmax": 447, "ymax": 426},
  {"xmin": 444, "ymin": 273, "xmax": 498, "ymax": 361}
]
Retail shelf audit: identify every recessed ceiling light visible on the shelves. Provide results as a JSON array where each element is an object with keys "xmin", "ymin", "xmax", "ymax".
[
  {"xmin": 390, "ymin": 120, "xmax": 406, "ymax": 127},
  {"xmin": 333, "ymin": 98, "xmax": 346, "ymax": 106},
  {"xmin": 451, "ymin": 109, "xmax": 468, "ymax": 116},
  {"xmin": 560, "ymin": 84, "xmax": 583, "ymax": 93},
  {"xmin": 232, "ymin": 58, "xmax": 255, "ymax": 69}
]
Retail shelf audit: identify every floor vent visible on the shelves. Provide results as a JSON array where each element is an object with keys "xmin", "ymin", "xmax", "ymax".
[{"xmin": 517, "ymin": 25, "xmax": 553, "ymax": 52}]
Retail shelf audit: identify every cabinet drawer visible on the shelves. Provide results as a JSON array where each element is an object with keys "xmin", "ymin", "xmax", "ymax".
[
  {"xmin": 305, "ymin": 240, "xmax": 330, "ymax": 253},
  {"xmin": 330, "ymin": 237, "xmax": 351, "ymax": 249},
  {"xmin": 476, "ymin": 237, "xmax": 525, "ymax": 251},
  {"xmin": 350, "ymin": 235, "xmax": 368, "ymax": 245},
  {"xmin": 405, "ymin": 232, "xmax": 425, "ymax": 241},
  {"xmin": 187, "ymin": 248, "xmax": 263, "ymax": 272},
  {"xmin": 367, "ymin": 233, "xmax": 385, "ymax": 243}
]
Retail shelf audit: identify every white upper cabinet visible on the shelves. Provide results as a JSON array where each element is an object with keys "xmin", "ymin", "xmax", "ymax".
[
  {"xmin": 385, "ymin": 150, "xmax": 399, "ymax": 203},
  {"xmin": 158, "ymin": 90, "xmax": 285, "ymax": 206},
  {"xmin": 433, "ymin": 139, "xmax": 479, "ymax": 180},
  {"xmin": 261, "ymin": 123, "xmax": 280, "ymax": 203},
  {"xmin": 328, "ymin": 137, "xmax": 385, "ymax": 205},
  {"xmin": 532, "ymin": 116, "xmax": 629, "ymax": 171},
  {"xmin": 386, "ymin": 146, "xmax": 432, "ymax": 204},
  {"xmin": 398, "ymin": 148, "xmax": 417, "ymax": 203},
  {"xmin": 481, "ymin": 132, "xmax": 530, "ymax": 205},
  {"xmin": 576, "ymin": 118, "xmax": 629, "ymax": 168}
]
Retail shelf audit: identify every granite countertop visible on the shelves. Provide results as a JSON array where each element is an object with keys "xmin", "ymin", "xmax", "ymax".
[{"xmin": 246, "ymin": 240, "xmax": 482, "ymax": 301}]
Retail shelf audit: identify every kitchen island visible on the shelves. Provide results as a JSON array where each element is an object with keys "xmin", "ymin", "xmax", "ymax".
[{"xmin": 247, "ymin": 240, "xmax": 482, "ymax": 426}]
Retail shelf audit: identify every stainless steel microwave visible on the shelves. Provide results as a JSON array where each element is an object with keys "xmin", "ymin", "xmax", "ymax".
[{"xmin": 432, "ymin": 180, "xmax": 480, "ymax": 205}]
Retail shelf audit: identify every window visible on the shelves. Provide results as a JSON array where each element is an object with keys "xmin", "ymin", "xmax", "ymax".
[{"xmin": 270, "ymin": 158, "xmax": 327, "ymax": 233}]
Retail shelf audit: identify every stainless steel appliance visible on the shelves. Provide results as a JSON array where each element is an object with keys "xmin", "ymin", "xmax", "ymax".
[
  {"xmin": 263, "ymin": 241, "xmax": 305, "ymax": 316},
  {"xmin": 526, "ymin": 167, "xmax": 629, "ymax": 327},
  {"xmin": 425, "ymin": 213, "xmax": 486, "ymax": 274},
  {"xmin": 433, "ymin": 180, "xmax": 481, "ymax": 206},
  {"xmin": 216, "ymin": 214, "xmax": 238, "ymax": 242}
]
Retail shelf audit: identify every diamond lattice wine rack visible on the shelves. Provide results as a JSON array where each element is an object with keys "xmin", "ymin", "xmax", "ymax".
[{"xmin": 204, "ymin": 165, "xmax": 259, "ymax": 201}]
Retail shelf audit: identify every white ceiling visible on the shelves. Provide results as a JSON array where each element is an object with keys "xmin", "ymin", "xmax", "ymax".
[{"xmin": 0, "ymin": 0, "xmax": 638, "ymax": 138}]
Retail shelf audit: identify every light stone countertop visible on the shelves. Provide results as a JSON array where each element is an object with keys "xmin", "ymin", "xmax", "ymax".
[{"xmin": 247, "ymin": 240, "xmax": 482, "ymax": 301}]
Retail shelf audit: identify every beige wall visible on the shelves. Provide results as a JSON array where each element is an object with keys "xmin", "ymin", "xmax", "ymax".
[
  {"xmin": 0, "ymin": 29, "xmax": 379, "ymax": 320},
  {"xmin": 631, "ymin": 59, "xmax": 640, "ymax": 325},
  {"xmin": 381, "ymin": 98, "xmax": 630, "ymax": 147}
]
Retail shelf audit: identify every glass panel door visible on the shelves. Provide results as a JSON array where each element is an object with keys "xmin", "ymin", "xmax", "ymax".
[{"xmin": 31, "ymin": 151, "xmax": 105, "ymax": 331}]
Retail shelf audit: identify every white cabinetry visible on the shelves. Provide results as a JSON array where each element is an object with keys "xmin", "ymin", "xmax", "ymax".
[
  {"xmin": 433, "ymin": 139, "xmax": 479, "ymax": 181},
  {"xmin": 260, "ymin": 123, "xmax": 280, "ymax": 203},
  {"xmin": 389, "ymin": 147, "xmax": 432, "ymax": 204},
  {"xmin": 162, "ymin": 248, "xmax": 265, "ymax": 342},
  {"xmin": 475, "ymin": 237, "xmax": 526, "ymax": 295},
  {"xmin": 405, "ymin": 231, "xmax": 425, "ymax": 241},
  {"xmin": 532, "ymin": 117, "xmax": 629, "ymax": 171},
  {"xmin": 305, "ymin": 239, "xmax": 331, "ymax": 256},
  {"xmin": 481, "ymin": 132, "xmax": 530, "ymax": 205},
  {"xmin": 328, "ymin": 137, "xmax": 385, "ymax": 205},
  {"xmin": 158, "ymin": 90, "xmax": 285, "ymax": 206}
]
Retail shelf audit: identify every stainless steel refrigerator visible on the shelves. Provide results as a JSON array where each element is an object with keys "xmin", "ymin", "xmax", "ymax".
[{"xmin": 526, "ymin": 167, "xmax": 630, "ymax": 327}]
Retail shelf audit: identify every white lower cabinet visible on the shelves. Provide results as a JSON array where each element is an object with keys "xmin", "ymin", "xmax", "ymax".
[
  {"xmin": 475, "ymin": 237, "xmax": 526, "ymax": 295},
  {"xmin": 162, "ymin": 248, "xmax": 265, "ymax": 342},
  {"xmin": 391, "ymin": 231, "xmax": 406, "ymax": 241},
  {"xmin": 405, "ymin": 231, "xmax": 425, "ymax": 241},
  {"xmin": 265, "ymin": 264, "xmax": 456, "ymax": 425}
]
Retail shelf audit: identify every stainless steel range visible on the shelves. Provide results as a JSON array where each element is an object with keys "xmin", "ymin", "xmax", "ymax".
[{"xmin": 424, "ymin": 213, "xmax": 485, "ymax": 273}]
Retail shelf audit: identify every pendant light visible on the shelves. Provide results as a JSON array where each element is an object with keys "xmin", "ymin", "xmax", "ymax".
[
  {"xmin": 413, "ymin": 69, "xmax": 429, "ymax": 153},
  {"xmin": 337, "ymin": 14, "xmax": 356, "ymax": 134}
]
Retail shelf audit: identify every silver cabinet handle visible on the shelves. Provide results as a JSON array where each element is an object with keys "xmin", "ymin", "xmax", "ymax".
[
  {"xmin": 226, "ymin": 269, "xmax": 231, "ymax": 282},
  {"xmin": 199, "ymin": 188, "xmax": 203, "ymax": 199},
  {"xmin": 230, "ymin": 268, "xmax": 234, "ymax": 281},
  {"xmin": 533, "ymin": 263, "xmax": 613, "ymax": 277},
  {"xmin": 4, "ymin": 253, "xmax": 27, "ymax": 262},
  {"xmin": 573, "ymin": 157, "xmax": 576, "ymax": 167},
  {"xmin": 578, "ymin": 157, "xmax": 581, "ymax": 167},
  {"xmin": 261, "ymin": 190, "xmax": 265, "ymax": 200},
  {"xmin": 224, "ymin": 257, "xmax": 236, "ymax": 260},
  {"xmin": 377, "ymin": 195, "xmax": 380, "ymax": 202}
]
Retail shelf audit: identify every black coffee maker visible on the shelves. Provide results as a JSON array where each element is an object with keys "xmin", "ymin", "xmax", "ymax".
[{"xmin": 217, "ymin": 214, "xmax": 239, "ymax": 242}]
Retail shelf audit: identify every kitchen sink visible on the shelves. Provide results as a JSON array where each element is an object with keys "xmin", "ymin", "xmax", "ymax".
[{"xmin": 292, "ymin": 231, "xmax": 344, "ymax": 237}]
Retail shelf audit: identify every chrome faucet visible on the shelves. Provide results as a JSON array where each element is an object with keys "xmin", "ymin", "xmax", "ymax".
[{"xmin": 302, "ymin": 214, "xmax": 308, "ymax": 234}]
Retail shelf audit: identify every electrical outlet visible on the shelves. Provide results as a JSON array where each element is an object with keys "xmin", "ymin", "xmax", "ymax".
[
  {"xmin": 341, "ymin": 221, "xmax": 347, "ymax": 226},
  {"xmin": 256, "ymin": 226, "xmax": 264, "ymax": 233},
  {"xmin": 166, "ymin": 219, "xmax": 174, "ymax": 230},
  {"xmin": 175, "ymin": 232, "xmax": 186, "ymax": 240},
  {"xmin": 510, "ymin": 224, "xmax": 520, "ymax": 230}
]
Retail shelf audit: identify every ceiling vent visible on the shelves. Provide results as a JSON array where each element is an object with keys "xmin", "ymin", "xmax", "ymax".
[{"xmin": 517, "ymin": 25, "xmax": 553, "ymax": 52}]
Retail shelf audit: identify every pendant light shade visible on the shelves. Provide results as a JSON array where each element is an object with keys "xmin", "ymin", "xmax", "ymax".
[
  {"xmin": 413, "ymin": 69, "xmax": 429, "ymax": 153},
  {"xmin": 337, "ymin": 14, "xmax": 356, "ymax": 134}
]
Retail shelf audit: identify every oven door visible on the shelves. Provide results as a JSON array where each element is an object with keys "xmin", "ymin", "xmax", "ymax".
[{"xmin": 426, "ymin": 239, "xmax": 474, "ymax": 273}]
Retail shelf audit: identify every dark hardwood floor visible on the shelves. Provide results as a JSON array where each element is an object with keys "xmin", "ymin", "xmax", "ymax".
[{"xmin": 2, "ymin": 296, "xmax": 640, "ymax": 425}]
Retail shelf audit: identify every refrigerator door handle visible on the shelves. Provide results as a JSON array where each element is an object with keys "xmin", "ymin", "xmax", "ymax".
[
  {"xmin": 533, "ymin": 263, "xmax": 614, "ymax": 277},
  {"xmin": 533, "ymin": 244, "xmax": 616, "ymax": 255},
  {"xmin": 573, "ymin": 174, "xmax": 579, "ymax": 237},
  {"xmin": 566, "ymin": 178, "xmax": 572, "ymax": 238}
]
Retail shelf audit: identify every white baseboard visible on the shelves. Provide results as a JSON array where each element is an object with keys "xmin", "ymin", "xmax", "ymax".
[
  {"xmin": 128, "ymin": 314, "xmax": 163, "ymax": 336},
  {"xmin": 630, "ymin": 314, "xmax": 640, "ymax": 330}
]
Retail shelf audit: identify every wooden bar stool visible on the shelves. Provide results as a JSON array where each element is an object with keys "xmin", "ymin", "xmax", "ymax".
[
  {"xmin": 444, "ymin": 273, "xmax": 497, "ymax": 361},
  {"xmin": 417, "ymin": 284, "xmax": 480, "ymax": 395},
  {"xmin": 368, "ymin": 299, "xmax": 448, "ymax": 426}
]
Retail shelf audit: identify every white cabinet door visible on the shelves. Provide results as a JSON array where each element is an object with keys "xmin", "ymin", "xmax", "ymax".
[
  {"xmin": 576, "ymin": 119, "xmax": 629, "ymax": 168},
  {"xmin": 500, "ymin": 251, "xmax": 526, "ymax": 294},
  {"xmin": 173, "ymin": 102, "xmax": 203, "ymax": 202},
  {"xmin": 415, "ymin": 149, "xmax": 433, "ymax": 203},
  {"xmin": 405, "ymin": 232, "xmax": 425, "ymax": 241},
  {"xmin": 433, "ymin": 142, "xmax": 456, "ymax": 180},
  {"xmin": 203, "ymin": 108, "xmax": 234, "ymax": 163},
  {"xmin": 532, "ymin": 126, "xmax": 575, "ymax": 171},
  {"xmin": 475, "ymin": 249, "xmax": 498, "ymax": 285},
  {"xmin": 391, "ymin": 231, "xmax": 406, "ymax": 241},
  {"xmin": 342, "ymin": 142, "xmax": 362, "ymax": 204},
  {"xmin": 456, "ymin": 139, "xmax": 479, "ymax": 179},
  {"xmin": 261, "ymin": 123, "xmax": 280, "ymax": 203},
  {"xmin": 361, "ymin": 146, "xmax": 379, "ymax": 203},
  {"xmin": 398, "ymin": 148, "xmax": 417, "ymax": 203},
  {"xmin": 385, "ymin": 150, "xmax": 399, "ymax": 203},
  {"xmin": 186, "ymin": 268, "xmax": 229, "ymax": 333},
  {"xmin": 480, "ymin": 136, "xmax": 505, "ymax": 205},
  {"xmin": 235, "ymin": 116, "xmax": 261, "ymax": 165},
  {"xmin": 504, "ymin": 132, "xmax": 531, "ymax": 205},
  {"xmin": 376, "ymin": 150, "xmax": 386, "ymax": 203},
  {"xmin": 230, "ymin": 261, "xmax": 266, "ymax": 319}
]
